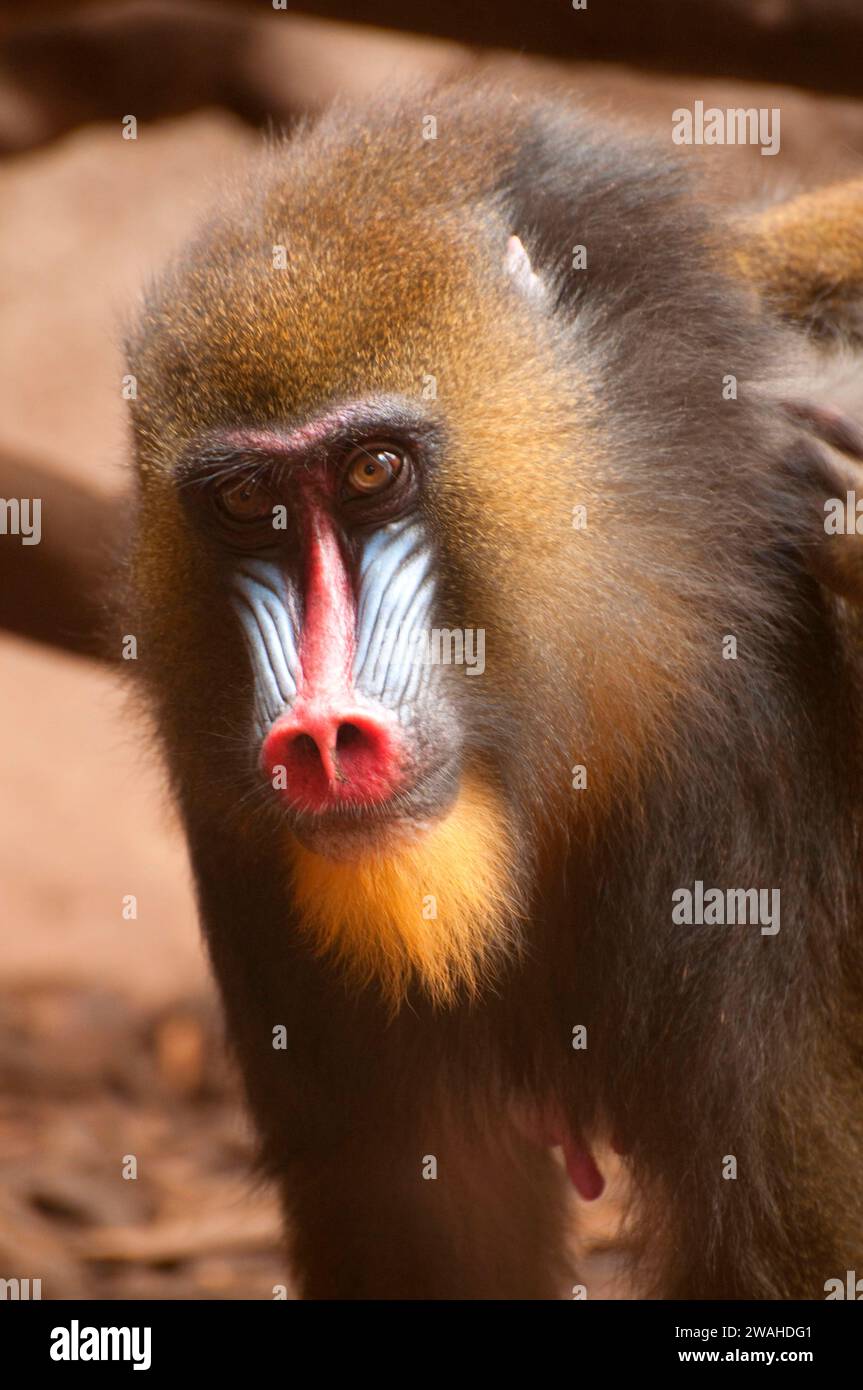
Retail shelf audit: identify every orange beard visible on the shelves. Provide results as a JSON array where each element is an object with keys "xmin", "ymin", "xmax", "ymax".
[{"xmin": 287, "ymin": 773, "xmax": 522, "ymax": 1009}]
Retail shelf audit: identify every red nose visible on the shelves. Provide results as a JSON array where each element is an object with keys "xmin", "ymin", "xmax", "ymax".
[{"xmin": 261, "ymin": 701, "xmax": 403, "ymax": 813}]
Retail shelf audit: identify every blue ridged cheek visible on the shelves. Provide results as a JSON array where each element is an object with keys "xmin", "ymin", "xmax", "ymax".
[
  {"xmin": 232, "ymin": 559, "xmax": 301, "ymax": 738},
  {"xmin": 353, "ymin": 518, "xmax": 436, "ymax": 715}
]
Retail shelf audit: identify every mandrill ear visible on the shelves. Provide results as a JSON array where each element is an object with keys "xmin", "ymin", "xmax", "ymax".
[
  {"xmin": 504, "ymin": 234, "xmax": 547, "ymax": 304},
  {"xmin": 784, "ymin": 401, "xmax": 863, "ymax": 604},
  {"xmin": 733, "ymin": 179, "xmax": 863, "ymax": 343}
]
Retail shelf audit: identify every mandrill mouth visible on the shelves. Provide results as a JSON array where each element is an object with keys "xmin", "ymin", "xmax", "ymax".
[
  {"xmin": 286, "ymin": 770, "xmax": 523, "ymax": 1008},
  {"xmin": 260, "ymin": 693, "xmax": 462, "ymax": 861},
  {"xmin": 271, "ymin": 751, "xmax": 462, "ymax": 862},
  {"xmin": 290, "ymin": 812, "xmax": 440, "ymax": 863}
]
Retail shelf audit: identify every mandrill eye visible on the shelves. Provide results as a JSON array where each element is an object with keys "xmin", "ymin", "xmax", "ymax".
[
  {"xmin": 343, "ymin": 444, "xmax": 405, "ymax": 498},
  {"xmin": 215, "ymin": 475, "xmax": 274, "ymax": 523}
]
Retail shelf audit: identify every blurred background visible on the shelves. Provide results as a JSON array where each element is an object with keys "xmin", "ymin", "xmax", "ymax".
[{"xmin": 1, "ymin": 0, "xmax": 862, "ymax": 1300}]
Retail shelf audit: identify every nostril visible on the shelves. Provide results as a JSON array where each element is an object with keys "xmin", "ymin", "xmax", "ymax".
[
  {"xmin": 336, "ymin": 722, "xmax": 364, "ymax": 752},
  {"xmin": 289, "ymin": 732, "xmax": 323, "ymax": 769}
]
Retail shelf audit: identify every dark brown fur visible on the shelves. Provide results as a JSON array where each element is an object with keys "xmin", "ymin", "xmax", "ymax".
[{"xmin": 125, "ymin": 86, "xmax": 863, "ymax": 1298}]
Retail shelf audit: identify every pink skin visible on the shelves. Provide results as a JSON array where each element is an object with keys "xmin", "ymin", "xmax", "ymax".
[
  {"xmin": 515, "ymin": 1103, "xmax": 607, "ymax": 1202},
  {"xmin": 219, "ymin": 414, "xmax": 360, "ymax": 460},
  {"xmin": 260, "ymin": 486, "xmax": 405, "ymax": 815},
  {"xmin": 561, "ymin": 1137, "xmax": 606, "ymax": 1202}
]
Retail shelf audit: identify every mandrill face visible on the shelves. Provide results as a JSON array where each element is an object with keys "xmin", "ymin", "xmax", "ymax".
[{"xmin": 181, "ymin": 402, "xmax": 462, "ymax": 861}]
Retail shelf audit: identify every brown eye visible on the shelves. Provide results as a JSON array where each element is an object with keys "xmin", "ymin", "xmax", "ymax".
[
  {"xmin": 344, "ymin": 445, "xmax": 404, "ymax": 497},
  {"xmin": 216, "ymin": 475, "xmax": 273, "ymax": 522}
]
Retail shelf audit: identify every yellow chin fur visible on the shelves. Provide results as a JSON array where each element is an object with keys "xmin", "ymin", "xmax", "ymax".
[{"xmin": 287, "ymin": 773, "xmax": 521, "ymax": 1009}]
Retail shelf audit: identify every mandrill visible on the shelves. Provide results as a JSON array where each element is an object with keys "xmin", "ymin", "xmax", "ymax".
[{"xmin": 125, "ymin": 85, "xmax": 863, "ymax": 1299}]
